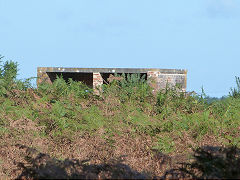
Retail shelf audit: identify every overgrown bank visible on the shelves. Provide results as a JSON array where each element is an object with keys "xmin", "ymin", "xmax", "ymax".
[{"xmin": 0, "ymin": 57, "xmax": 240, "ymax": 179}]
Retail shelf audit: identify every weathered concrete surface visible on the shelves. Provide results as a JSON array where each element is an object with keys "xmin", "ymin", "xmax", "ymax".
[
  {"xmin": 38, "ymin": 67, "xmax": 186, "ymax": 74},
  {"xmin": 37, "ymin": 67, "xmax": 187, "ymax": 92},
  {"xmin": 93, "ymin": 72, "xmax": 103, "ymax": 95}
]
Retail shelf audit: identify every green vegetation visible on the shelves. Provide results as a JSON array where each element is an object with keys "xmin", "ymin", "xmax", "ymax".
[
  {"xmin": 1, "ymin": 56, "xmax": 240, "ymax": 178},
  {"xmin": 1, "ymin": 56, "xmax": 240, "ymax": 151}
]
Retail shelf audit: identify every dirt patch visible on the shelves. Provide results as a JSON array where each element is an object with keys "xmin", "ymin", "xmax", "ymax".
[
  {"xmin": 16, "ymin": 144, "xmax": 150, "ymax": 179},
  {"xmin": 9, "ymin": 118, "xmax": 45, "ymax": 132}
]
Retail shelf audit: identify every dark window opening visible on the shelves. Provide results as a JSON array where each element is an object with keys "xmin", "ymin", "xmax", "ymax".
[
  {"xmin": 100, "ymin": 73, "xmax": 147, "ymax": 85},
  {"xmin": 47, "ymin": 72, "xmax": 93, "ymax": 88}
]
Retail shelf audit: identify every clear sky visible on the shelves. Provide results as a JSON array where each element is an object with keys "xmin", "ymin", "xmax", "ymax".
[{"xmin": 0, "ymin": 0, "xmax": 240, "ymax": 97}]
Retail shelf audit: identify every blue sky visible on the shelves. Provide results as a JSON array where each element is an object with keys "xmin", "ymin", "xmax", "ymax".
[{"xmin": 0, "ymin": 0, "xmax": 240, "ymax": 97}]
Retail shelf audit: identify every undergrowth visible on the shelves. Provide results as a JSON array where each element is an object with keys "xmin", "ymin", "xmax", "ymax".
[{"xmin": 0, "ymin": 56, "xmax": 240, "ymax": 155}]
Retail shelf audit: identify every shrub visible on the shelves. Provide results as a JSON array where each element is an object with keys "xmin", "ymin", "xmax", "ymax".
[
  {"xmin": 0, "ymin": 56, "xmax": 18, "ymax": 96},
  {"xmin": 230, "ymin": 76, "xmax": 240, "ymax": 98},
  {"xmin": 155, "ymin": 85, "xmax": 201, "ymax": 117},
  {"xmin": 0, "ymin": 55, "xmax": 33, "ymax": 96}
]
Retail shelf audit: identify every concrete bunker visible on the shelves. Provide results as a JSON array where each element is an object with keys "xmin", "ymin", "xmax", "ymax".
[{"xmin": 37, "ymin": 67, "xmax": 187, "ymax": 94}]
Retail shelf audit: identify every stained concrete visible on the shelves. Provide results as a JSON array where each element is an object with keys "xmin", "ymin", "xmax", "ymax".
[{"xmin": 37, "ymin": 67, "xmax": 187, "ymax": 92}]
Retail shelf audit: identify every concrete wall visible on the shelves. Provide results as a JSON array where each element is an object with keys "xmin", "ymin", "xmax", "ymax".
[
  {"xmin": 37, "ymin": 67, "xmax": 187, "ymax": 94},
  {"xmin": 147, "ymin": 71, "xmax": 187, "ymax": 93}
]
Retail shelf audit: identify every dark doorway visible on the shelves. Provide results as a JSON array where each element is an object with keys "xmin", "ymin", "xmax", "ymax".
[
  {"xmin": 100, "ymin": 73, "xmax": 147, "ymax": 85},
  {"xmin": 47, "ymin": 72, "xmax": 93, "ymax": 88}
]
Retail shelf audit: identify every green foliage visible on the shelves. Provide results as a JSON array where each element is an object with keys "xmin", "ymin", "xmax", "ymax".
[
  {"xmin": 155, "ymin": 86, "xmax": 201, "ymax": 118},
  {"xmin": 0, "ymin": 57, "xmax": 18, "ymax": 95},
  {"xmin": 152, "ymin": 135, "xmax": 175, "ymax": 153},
  {"xmin": 126, "ymin": 111, "xmax": 160, "ymax": 136},
  {"xmin": 0, "ymin": 56, "xmax": 33, "ymax": 96},
  {"xmin": 30, "ymin": 72, "xmax": 240, "ymax": 151},
  {"xmin": 230, "ymin": 76, "xmax": 240, "ymax": 98},
  {"xmin": 78, "ymin": 105, "xmax": 105, "ymax": 132},
  {"xmin": 37, "ymin": 76, "xmax": 92, "ymax": 100},
  {"xmin": 2, "ymin": 55, "xmax": 240, "ymax": 156},
  {"xmin": 2, "ymin": 60, "xmax": 18, "ymax": 82},
  {"xmin": 102, "ymin": 73, "xmax": 153, "ymax": 103}
]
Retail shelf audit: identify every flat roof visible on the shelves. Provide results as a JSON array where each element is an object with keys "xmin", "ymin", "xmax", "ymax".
[{"xmin": 38, "ymin": 67, "xmax": 187, "ymax": 74}]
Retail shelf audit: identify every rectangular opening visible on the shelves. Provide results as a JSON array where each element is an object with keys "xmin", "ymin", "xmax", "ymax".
[
  {"xmin": 47, "ymin": 72, "xmax": 93, "ymax": 88},
  {"xmin": 100, "ymin": 73, "xmax": 147, "ymax": 85}
]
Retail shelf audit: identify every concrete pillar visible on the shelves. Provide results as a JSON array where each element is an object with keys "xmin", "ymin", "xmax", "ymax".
[
  {"xmin": 147, "ymin": 71, "xmax": 160, "ymax": 94},
  {"xmin": 93, "ymin": 72, "xmax": 103, "ymax": 95},
  {"xmin": 37, "ymin": 67, "xmax": 52, "ymax": 86}
]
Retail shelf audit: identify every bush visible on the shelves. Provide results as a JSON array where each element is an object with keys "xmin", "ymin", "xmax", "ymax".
[
  {"xmin": 0, "ymin": 55, "xmax": 34, "ymax": 97},
  {"xmin": 0, "ymin": 56, "xmax": 17, "ymax": 96},
  {"xmin": 230, "ymin": 76, "xmax": 240, "ymax": 98},
  {"xmin": 155, "ymin": 86, "xmax": 201, "ymax": 117}
]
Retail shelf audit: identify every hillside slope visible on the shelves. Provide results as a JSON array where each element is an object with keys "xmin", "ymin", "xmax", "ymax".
[{"xmin": 0, "ymin": 59, "xmax": 240, "ymax": 179}]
